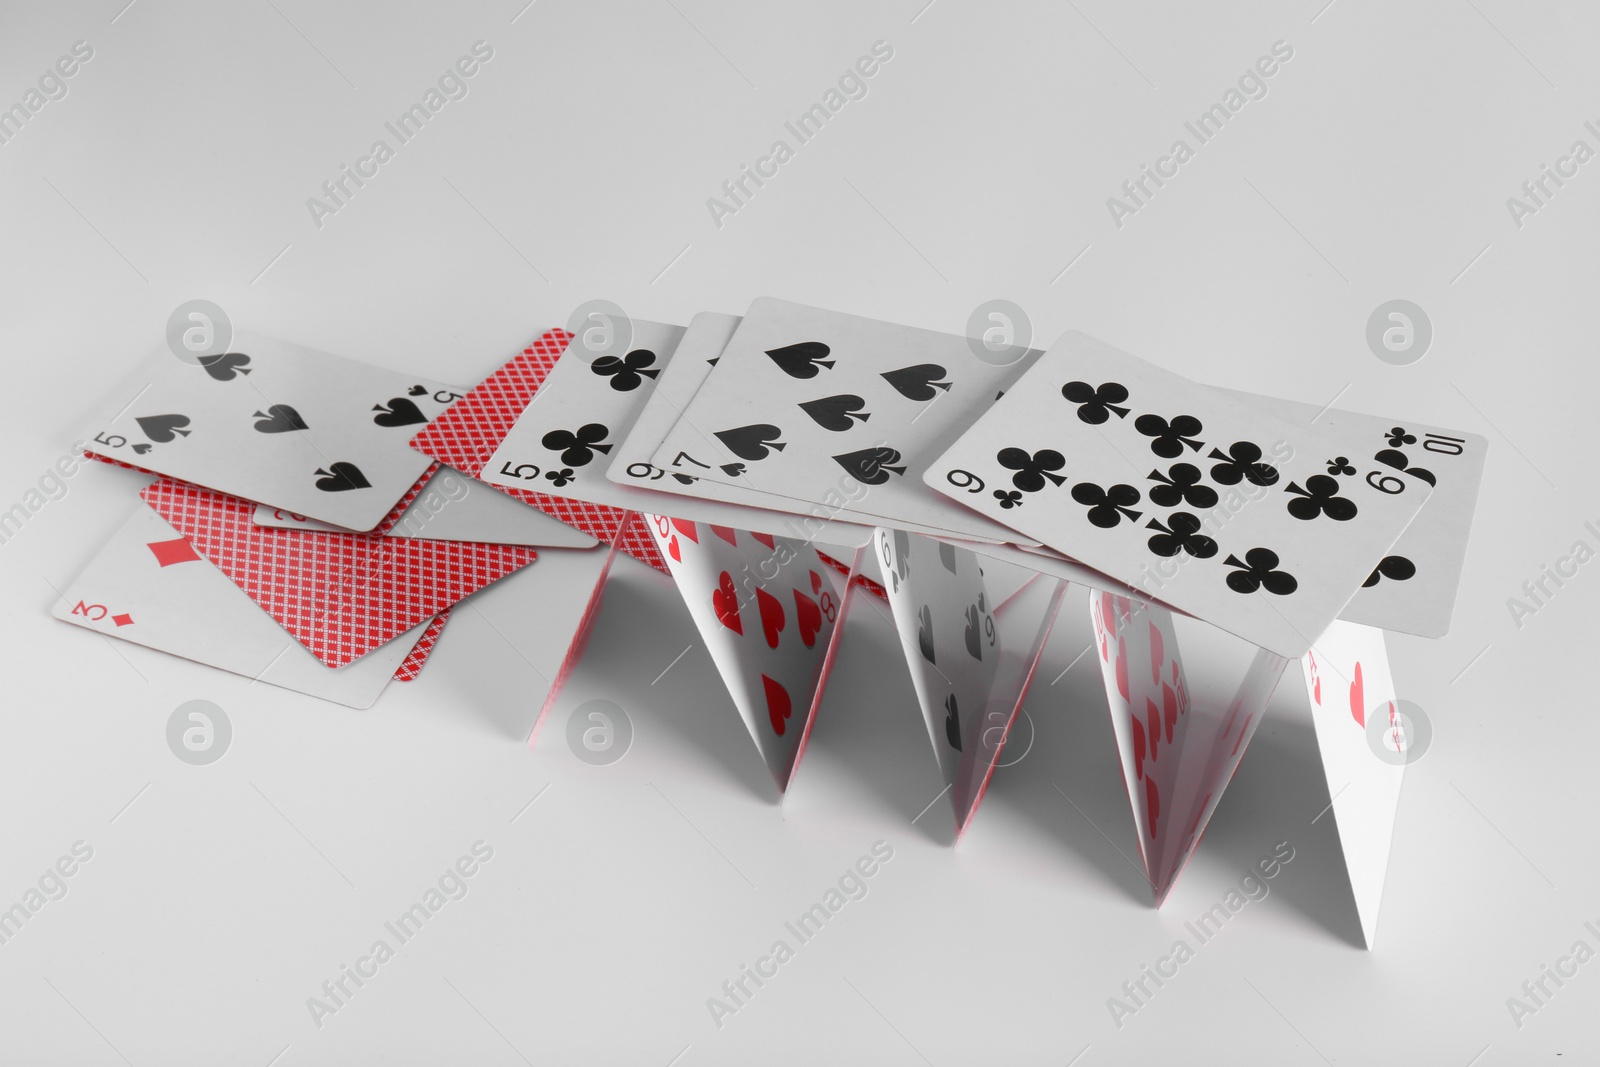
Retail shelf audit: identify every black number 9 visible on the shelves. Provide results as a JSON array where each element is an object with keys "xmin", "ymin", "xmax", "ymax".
[
  {"xmin": 947, "ymin": 469, "xmax": 985, "ymax": 494},
  {"xmin": 627, "ymin": 462, "xmax": 666, "ymax": 481}
]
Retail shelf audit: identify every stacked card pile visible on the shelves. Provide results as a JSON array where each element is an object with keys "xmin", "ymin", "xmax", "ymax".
[
  {"xmin": 57, "ymin": 302, "xmax": 1487, "ymax": 946},
  {"xmin": 58, "ymin": 335, "xmax": 600, "ymax": 708}
]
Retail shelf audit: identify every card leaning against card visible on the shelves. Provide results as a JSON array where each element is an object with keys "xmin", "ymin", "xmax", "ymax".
[
  {"xmin": 82, "ymin": 334, "xmax": 462, "ymax": 531},
  {"xmin": 926, "ymin": 332, "xmax": 1435, "ymax": 658}
]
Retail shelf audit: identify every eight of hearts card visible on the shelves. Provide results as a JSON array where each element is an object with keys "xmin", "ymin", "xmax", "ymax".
[
  {"xmin": 646, "ymin": 515, "xmax": 849, "ymax": 787},
  {"xmin": 926, "ymin": 332, "xmax": 1434, "ymax": 658},
  {"xmin": 82, "ymin": 334, "xmax": 463, "ymax": 531}
]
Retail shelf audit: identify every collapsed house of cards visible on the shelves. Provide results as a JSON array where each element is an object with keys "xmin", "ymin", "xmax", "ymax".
[{"xmin": 59, "ymin": 301, "xmax": 1487, "ymax": 948}]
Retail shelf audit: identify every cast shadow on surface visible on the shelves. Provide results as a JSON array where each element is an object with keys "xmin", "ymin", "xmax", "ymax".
[
  {"xmin": 1192, "ymin": 683, "xmax": 1369, "ymax": 949},
  {"xmin": 591, "ymin": 563, "xmax": 782, "ymax": 803},
  {"xmin": 971, "ymin": 591, "xmax": 1160, "ymax": 906},
  {"xmin": 443, "ymin": 555, "xmax": 781, "ymax": 803},
  {"xmin": 788, "ymin": 589, "xmax": 961, "ymax": 844}
]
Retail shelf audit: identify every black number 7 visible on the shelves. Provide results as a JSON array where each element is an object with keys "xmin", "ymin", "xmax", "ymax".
[{"xmin": 671, "ymin": 451, "xmax": 710, "ymax": 469}]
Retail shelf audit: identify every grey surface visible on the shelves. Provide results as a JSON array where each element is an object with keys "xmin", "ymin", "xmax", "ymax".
[{"xmin": 1, "ymin": 1, "xmax": 1594, "ymax": 1063}]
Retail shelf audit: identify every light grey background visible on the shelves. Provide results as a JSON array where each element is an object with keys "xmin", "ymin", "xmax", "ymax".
[{"xmin": 1, "ymin": 1, "xmax": 1594, "ymax": 1063}]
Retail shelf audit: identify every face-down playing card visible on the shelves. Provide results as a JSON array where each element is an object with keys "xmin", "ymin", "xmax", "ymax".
[
  {"xmin": 1220, "ymin": 390, "xmax": 1486, "ymax": 639},
  {"xmin": 645, "ymin": 515, "xmax": 853, "ymax": 791},
  {"xmin": 53, "ymin": 504, "xmax": 443, "ymax": 708},
  {"xmin": 393, "ymin": 610, "xmax": 450, "ymax": 682},
  {"xmin": 251, "ymin": 465, "xmax": 597, "ymax": 548},
  {"xmin": 928, "ymin": 332, "xmax": 1435, "ymax": 658},
  {"xmin": 646, "ymin": 298, "xmax": 1046, "ymax": 544},
  {"xmin": 139, "ymin": 477, "xmax": 538, "ymax": 667},
  {"xmin": 83, "ymin": 334, "xmax": 464, "ymax": 531}
]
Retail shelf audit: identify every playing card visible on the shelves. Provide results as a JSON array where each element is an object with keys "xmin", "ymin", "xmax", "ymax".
[
  {"xmin": 1222, "ymin": 390, "xmax": 1486, "ymax": 638},
  {"xmin": 1154, "ymin": 631, "xmax": 1290, "ymax": 900},
  {"xmin": 140, "ymin": 478, "xmax": 538, "ymax": 667},
  {"xmin": 946, "ymin": 570, "xmax": 1068, "ymax": 833},
  {"xmin": 82, "ymin": 334, "xmax": 464, "ymax": 531},
  {"xmin": 88, "ymin": 450, "xmax": 444, "ymax": 539},
  {"xmin": 53, "ymin": 504, "xmax": 441, "ymax": 708},
  {"xmin": 482, "ymin": 319, "xmax": 686, "ymax": 504},
  {"xmin": 875, "ymin": 529, "xmax": 1066, "ymax": 831},
  {"xmin": 251, "ymin": 465, "xmax": 597, "ymax": 548},
  {"xmin": 647, "ymin": 298, "xmax": 1044, "ymax": 543},
  {"xmin": 608, "ymin": 312, "xmax": 744, "ymax": 494},
  {"xmin": 1300, "ymin": 620, "xmax": 1403, "ymax": 948},
  {"xmin": 646, "ymin": 515, "xmax": 853, "ymax": 789},
  {"xmin": 407, "ymin": 329, "xmax": 667, "ymax": 569},
  {"xmin": 1088, "ymin": 589, "xmax": 1190, "ymax": 892},
  {"xmin": 477, "ymin": 318, "xmax": 882, "ymax": 551},
  {"xmin": 958, "ymin": 538, "xmax": 1146, "ymax": 600},
  {"xmin": 613, "ymin": 312, "xmax": 1003, "ymax": 544},
  {"xmin": 393, "ymin": 609, "xmax": 451, "ymax": 682},
  {"xmin": 873, "ymin": 529, "xmax": 1001, "ymax": 790},
  {"xmin": 927, "ymin": 332, "xmax": 1435, "ymax": 658}
]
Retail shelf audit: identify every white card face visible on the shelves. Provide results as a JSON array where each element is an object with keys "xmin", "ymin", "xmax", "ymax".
[
  {"xmin": 483, "ymin": 319, "xmax": 687, "ymax": 509},
  {"xmin": 83, "ymin": 335, "xmax": 463, "ymax": 531},
  {"xmin": 252, "ymin": 466, "xmax": 597, "ymax": 548},
  {"xmin": 926, "ymin": 333, "xmax": 1434, "ymax": 658},
  {"xmin": 1221, "ymin": 390, "xmax": 1486, "ymax": 639},
  {"xmin": 645, "ymin": 516, "xmax": 848, "ymax": 788},
  {"xmin": 609, "ymin": 312, "xmax": 747, "ymax": 495},
  {"xmin": 874, "ymin": 530, "xmax": 1000, "ymax": 788},
  {"xmin": 53, "ymin": 505, "xmax": 429, "ymax": 708},
  {"xmin": 647, "ymin": 298, "xmax": 1044, "ymax": 543},
  {"xmin": 1300, "ymin": 620, "xmax": 1403, "ymax": 948},
  {"xmin": 480, "ymin": 318, "xmax": 874, "ymax": 547},
  {"xmin": 611, "ymin": 312, "xmax": 984, "ymax": 545}
]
